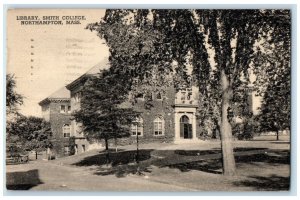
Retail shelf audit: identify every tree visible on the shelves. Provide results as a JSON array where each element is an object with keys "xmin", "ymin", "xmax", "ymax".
[
  {"xmin": 7, "ymin": 116, "xmax": 53, "ymax": 159},
  {"xmin": 73, "ymin": 69, "xmax": 139, "ymax": 163},
  {"xmin": 6, "ymin": 74, "xmax": 23, "ymax": 115},
  {"xmin": 253, "ymin": 10, "xmax": 291, "ymax": 140},
  {"xmin": 88, "ymin": 9, "xmax": 290, "ymax": 175}
]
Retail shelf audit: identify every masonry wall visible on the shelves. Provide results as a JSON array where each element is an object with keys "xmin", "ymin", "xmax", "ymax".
[
  {"xmin": 49, "ymin": 101, "xmax": 72, "ymax": 157},
  {"xmin": 105, "ymin": 86, "xmax": 177, "ymax": 147}
]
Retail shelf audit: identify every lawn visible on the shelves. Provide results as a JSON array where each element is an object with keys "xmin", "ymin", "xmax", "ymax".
[
  {"xmin": 7, "ymin": 135, "xmax": 290, "ymax": 191},
  {"xmin": 48, "ymin": 135, "xmax": 290, "ymax": 191}
]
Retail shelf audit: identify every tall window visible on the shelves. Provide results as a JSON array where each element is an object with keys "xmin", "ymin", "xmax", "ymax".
[
  {"xmin": 63, "ymin": 124, "xmax": 70, "ymax": 138},
  {"xmin": 60, "ymin": 105, "xmax": 66, "ymax": 113},
  {"xmin": 131, "ymin": 117, "xmax": 143, "ymax": 136},
  {"xmin": 67, "ymin": 106, "xmax": 71, "ymax": 113},
  {"xmin": 154, "ymin": 116, "xmax": 164, "ymax": 136},
  {"xmin": 74, "ymin": 92, "xmax": 81, "ymax": 103},
  {"xmin": 156, "ymin": 92, "xmax": 162, "ymax": 100}
]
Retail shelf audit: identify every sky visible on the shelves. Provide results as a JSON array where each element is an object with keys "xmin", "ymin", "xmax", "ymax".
[{"xmin": 7, "ymin": 9, "xmax": 109, "ymax": 117}]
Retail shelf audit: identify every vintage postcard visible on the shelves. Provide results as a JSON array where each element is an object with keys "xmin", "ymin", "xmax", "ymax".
[{"xmin": 5, "ymin": 8, "xmax": 291, "ymax": 192}]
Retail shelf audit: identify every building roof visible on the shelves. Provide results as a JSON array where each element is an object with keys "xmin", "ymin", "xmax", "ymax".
[
  {"xmin": 39, "ymin": 86, "xmax": 70, "ymax": 106},
  {"xmin": 66, "ymin": 57, "xmax": 109, "ymax": 91},
  {"xmin": 48, "ymin": 86, "xmax": 70, "ymax": 99},
  {"xmin": 85, "ymin": 58, "xmax": 110, "ymax": 75}
]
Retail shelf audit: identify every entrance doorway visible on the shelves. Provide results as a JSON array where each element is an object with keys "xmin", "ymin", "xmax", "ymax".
[{"xmin": 180, "ymin": 115, "xmax": 193, "ymax": 139}]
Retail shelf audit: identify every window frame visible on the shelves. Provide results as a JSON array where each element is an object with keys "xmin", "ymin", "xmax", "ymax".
[
  {"xmin": 156, "ymin": 92, "xmax": 162, "ymax": 100},
  {"xmin": 60, "ymin": 105, "xmax": 66, "ymax": 113},
  {"xmin": 153, "ymin": 116, "xmax": 164, "ymax": 136},
  {"xmin": 67, "ymin": 105, "xmax": 71, "ymax": 113},
  {"xmin": 62, "ymin": 124, "xmax": 71, "ymax": 138},
  {"xmin": 131, "ymin": 117, "xmax": 144, "ymax": 137}
]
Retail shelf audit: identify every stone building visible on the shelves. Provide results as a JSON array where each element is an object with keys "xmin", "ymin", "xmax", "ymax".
[
  {"xmin": 38, "ymin": 87, "xmax": 73, "ymax": 157},
  {"xmin": 41, "ymin": 59, "xmax": 254, "ymax": 156},
  {"xmin": 64, "ymin": 60, "xmax": 202, "ymax": 154}
]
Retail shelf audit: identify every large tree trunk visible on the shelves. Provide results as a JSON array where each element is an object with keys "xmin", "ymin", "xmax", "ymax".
[
  {"xmin": 220, "ymin": 70, "xmax": 236, "ymax": 176},
  {"xmin": 276, "ymin": 130, "xmax": 279, "ymax": 141},
  {"xmin": 35, "ymin": 150, "xmax": 38, "ymax": 160}
]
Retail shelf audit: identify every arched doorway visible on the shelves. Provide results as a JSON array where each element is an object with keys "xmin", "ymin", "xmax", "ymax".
[{"xmin": 180, "ymin": 115, "xmax": 193, "ymax": 139}]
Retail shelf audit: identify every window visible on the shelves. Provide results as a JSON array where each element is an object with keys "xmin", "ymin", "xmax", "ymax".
[
  {"xmin": 63, "ymin": 124, "xmax": 70, "ymax": 138},
  {"xmin": 131, "ymin": 117, "xmax": 143, "ymax": 136},
  {"xmin": 75, "ymin": 122, "xmax": 82, "ymax": 135},
  {"xmin": 74, "ymin": 92, "xmax": 81, "ymax": 103},
  {"xmin": 60, "ymin": 105, "xmax": 66, "ymax": 113},
  {"xmin": 60, "ymin": 105, "xmax": 71, "ymax": 114},
  {"xmin": 156, "ymin": 92, "xmax": 162, "ymax": 100},
  {"xmin": 145, "ymin": 92, "xmax": 153, "ymax": 101},
  {"xmin": 154, "ymin": 116, "xmax": 164, "ymax": 136},
  {"xmin": 180, "ymin": 115, "xmax": 190, "ymax": 123},
  {"xmin": 135, "ymin": 93, "xmax": 144, "ymax": 100},
  {"xmin": 67, "ymin": 106, "xmax": 71, "ymax": 113}
]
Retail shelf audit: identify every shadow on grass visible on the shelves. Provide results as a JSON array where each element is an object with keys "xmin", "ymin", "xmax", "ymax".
[
  {"xmin": 6, "ymin": 169, "xmax": 44, "ymax": 190},
  {"xmin": 235, "ymin": 150, "xmax": 290, "ymax": 165},
  {"xmin": 233, "ymin": 175, "xmax": 290, "ymax": 191},
  {"xmin": 167, "ymin": 149, "xmax": 289, "ymax": 174},
  {"xmin": 73, "ymin": 149, "xmax": 154, "ymax": 178},
  {"xmin": 168, "ymin": 159, "xmax": 223, "ymax": 174},
  {"xmin": 174, "ymin": 147, "xmax": 268, "ymax": 156},
  {"xmin": 72, "ymin": 148, "xmax": 290, "ymax": 178},
  {"xmin": 73, "ymin": 149, "xmax": 153, "ymax": 167}
]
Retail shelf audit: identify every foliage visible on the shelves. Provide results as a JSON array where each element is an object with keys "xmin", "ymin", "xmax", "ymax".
[
  {"xmin": 253, "ymin": 10, "xmax": 291, "ymax": 133},
  {"xmin": 6, "ymin": 74, "xmax": 23, "ymax": 115},
  {"xmin": 68, "ymin": 136, "xmax": 76, "ymax": 155},
  {"xmin": 6, "ymin": 116, "xmax": 53, "ymax": 153},
  {"xmin": 72, "ymin": 69, "xmax": 139, "ymax": 151},
  {"xmin": 88, "ymin": 9, "xmax": 290, "ymax": 175}
]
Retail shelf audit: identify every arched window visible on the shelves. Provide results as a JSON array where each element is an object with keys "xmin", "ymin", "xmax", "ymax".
[
  {"xmin": 154, "ymin": 116, "xmax": 164, "ymax": 136},
  {"xmin": 156, "ymin": 92, "xmax": 162, "ymax": 100},
  {"xmin": 131, "ymin": 117, "xmax": 143, "ymax": 136},
  {"xmin": 62, "ymin": 124, "xmax": 70, "ymax": 138},
  {"xmin": 180, "ymin": 115, "xmax": 190, "ymax": 123}
]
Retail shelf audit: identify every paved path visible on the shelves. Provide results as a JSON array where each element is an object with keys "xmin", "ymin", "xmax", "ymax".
[{"xmin": 6, "ymin": 160, "xmax": 196, "ymax": 192}]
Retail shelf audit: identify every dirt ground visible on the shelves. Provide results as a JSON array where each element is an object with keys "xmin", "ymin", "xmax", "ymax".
[{"xmin": 6, "ymin": 135, "xmax": 291, "ymax": 192}]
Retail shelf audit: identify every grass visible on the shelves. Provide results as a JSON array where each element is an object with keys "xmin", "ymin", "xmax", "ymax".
[
  {"xmin": 7, "ymin": 135, "xmax": 290, "ymax": 191},
  {"xmin": 64, "ymin": 144, "xmax": 290, "ymax": 191}
]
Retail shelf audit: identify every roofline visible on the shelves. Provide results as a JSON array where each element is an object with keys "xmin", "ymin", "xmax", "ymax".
[
  {"xmin": 38, "ymin": 98, "xmax": 70, "ymax": 106},
  {"xmin": 66, "ymin": 74, "xmax": 91, "ymax": 91}
]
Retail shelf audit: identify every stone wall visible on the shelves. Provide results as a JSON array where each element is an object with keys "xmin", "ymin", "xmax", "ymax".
[{"xmin": 49, "ymin": 101, "xmax": 72, "ymax": 157}]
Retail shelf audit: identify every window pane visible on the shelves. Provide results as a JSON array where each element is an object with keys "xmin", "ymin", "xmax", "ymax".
[
  {"xmin": 156, "ymin": 93, "xmax": 162, "ymax": 99},
  {"xmin": 154, "ymin": 117, "xmax": 164, "ymax": 135},
  {"xmin": 60, "ymin": 105, "xmax": 65, "ymax": 112}
]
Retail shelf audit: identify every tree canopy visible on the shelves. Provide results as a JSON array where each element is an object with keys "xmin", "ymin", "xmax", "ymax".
[
  {"xmin": 6, "ymin": 74, "xmax": 23, "ymax": 115},
  {"xmin": 6, "ymin": 116, "xmax": 53, "ymax": 156},
  {"xmin": 72, "ymin": 69, "xmax": 139, "ymax": 153},
  {"xmin": 87, "ymin": 9, "xmax": 291, "ymax": 175},
  {"xmin": 253, "ymin": 10, "xmax": 291, "ymax": 135}
]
